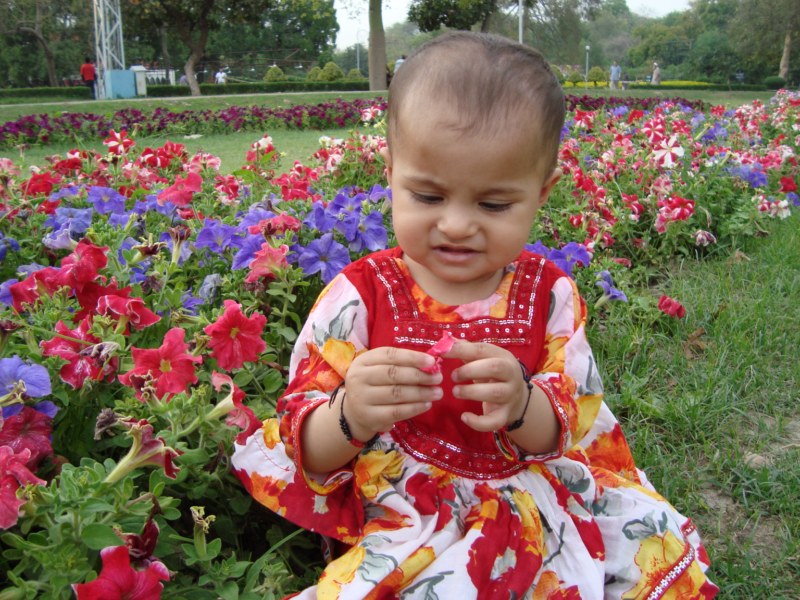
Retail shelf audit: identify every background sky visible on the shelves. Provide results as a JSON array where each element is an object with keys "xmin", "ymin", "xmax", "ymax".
[{"xmin": 334, "ymin": 0, "xmax": 692, "ymax": 49}]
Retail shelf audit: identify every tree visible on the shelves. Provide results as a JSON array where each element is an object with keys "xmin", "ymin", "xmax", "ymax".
[
  {"xmin": 368, "ymin": 0, "xmax": 388, "ymax": 90},
  {"xmin": 128, "ymin": 0, "xmax": 276, "ymax": 96},
  {"xmin": 731, "ymin": 0, "xmax": 800, "ymax": 82},
  {"xmin": 407, "ymin": 0, "xmax": 497, "ymax": 33},
  {"xmin": 0, "ymin": 0, "xmax": 91, "ymax": 87}
]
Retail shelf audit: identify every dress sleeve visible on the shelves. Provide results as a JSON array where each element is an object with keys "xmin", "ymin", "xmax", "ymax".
[
  {"xmin": 244, "ymin": 272, "xmax": 371, "ymax": 496},
  {"xmin": 496, "ymin": 275, "xmax": 604, "ymax": 463}
]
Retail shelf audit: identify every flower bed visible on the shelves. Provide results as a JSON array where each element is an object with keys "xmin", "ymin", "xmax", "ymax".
[{"xmin": 0, "ymin": 92, "xmax": 798, "ymax": 597}]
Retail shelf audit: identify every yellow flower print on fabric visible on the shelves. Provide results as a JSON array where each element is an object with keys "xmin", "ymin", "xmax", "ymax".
[
  {"xmin": 624, "ymin": 530, "xmax": 710, "ymax": 599},
  {"xmin": 354, "ymin": 449, "xmax": 406, "ymax": 500},
  {"xmin": 318, "ymin": 544, "xmax": 366, "ymax": 599}
]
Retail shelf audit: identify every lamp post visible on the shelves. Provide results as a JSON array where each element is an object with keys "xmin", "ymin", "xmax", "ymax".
[{"xmin": 584, "ymin": 45, "xmax": 591, "ymax": 88}]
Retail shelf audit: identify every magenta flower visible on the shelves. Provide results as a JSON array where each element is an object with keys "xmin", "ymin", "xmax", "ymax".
[
  {"xmin": 0, "ymin": 446, "xmax": 45, "ymax": 530},
  {"xmin": 244, "ymin": 244, "xmax": 288, "ymax": 284},
  {"xmin": 71, "ymin": 545, "xmax": 169, "ymax": 599},
  {"xmin": 0, "ymin": 402, "xmax": 57, "ymax": 470},
  {"xmin": 203, "ymin": 300, "xmax": 267, "ymax": 371},
  {"xmin": 208, "ymin": 371, "xmax": 259, "ymax": 444},
  {"xmin": 104, "ymin": 418, "xmax": 182, "ymax": 484},
  {"xmin": 118, "ymin": 328, "xmax": 202, "ymax": 401},
  {"xmin": 41, "ymin": 318, "xmax": 118, "ymax": 389}
]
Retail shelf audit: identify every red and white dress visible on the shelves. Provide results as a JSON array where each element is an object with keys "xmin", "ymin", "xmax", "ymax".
[{"xmin": 232, "ymin": 247, "xmax": 717, "ymax": 599}]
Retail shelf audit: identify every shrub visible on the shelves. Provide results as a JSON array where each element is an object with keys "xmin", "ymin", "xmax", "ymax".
[
  {"xmin": 319, "ymin": 62, "xmax": 345, "ymax": 82},
  {"xmin": 305, "ymin": 66, "xmax": 323, "ymax": 82},
  {"xmin": 566, "ymin": 70, "xmax": 585, "ymax": 87},
  {"xmin": 346, "ymin": 68, "xmax": 366, "ymax": 81},
  {"xmin": 764, "ymin": 75, "xmax": 786, "ymax": 90},
  {"xmin": 588, "ymin": 66, "xmax": 607, "ymax": 87},
  {"xmin": 263, "ymin": 65, "xmax": 286, "ymax": 83}
]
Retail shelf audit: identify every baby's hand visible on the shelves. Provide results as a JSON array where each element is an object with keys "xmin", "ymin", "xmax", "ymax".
[
  {"xmin": 343, "ymin": 347, "xmax": 443, "ymax": 440},
  {"xmin": 446, "ymin": 340, "xmax": 529, "ymax": 432}
]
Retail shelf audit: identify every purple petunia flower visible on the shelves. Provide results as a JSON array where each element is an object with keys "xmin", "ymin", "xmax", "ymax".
[
  {"xmin": 231, "ymin": 234, "xmax": 267, "ymax": 270},
  {"xmin": 596, "ymin": 270, "xmax": 628, "ymax": 303},
  {"xmin": 525, "ymin": 240, "xmax": 551, "ymax": 257},
  {"xmin": 341, "ymin": 211, "xmax": 388, "ymax": 253},
  {"xmin": 48, "ymin": 185, "xmax": 82, "ymax": 201},
  {"xmin": 44, "ymin": 207, "xmax": 93, "ymax": 235},
  {"xmin": 729, "ymin": 163, "xmax": 767, "ymax": 188},
  {"xmin": 0, "ymin": 278, "xmax": 18, "ymax": 306},
  {"xmin": 0, "ymin": 231, "xmax": 20, "ymax": 261},
  {"xmin": 42, "ymin": 226, "xmax": 78, "ymax": 250},
  {"xmin": 303, "ymin": 201, "xmax": 337, "ymax": 233},
  {"xmin": 237, "ymin": 206, "xmax": 276, "ymax": 233},
  {"xmin": 196, "ymin": 274, "xmax": 223, "ymax": 304},
  {"xmin": 297, "ymin": 233, "xmax": 351, "ymax": 283},
  {"xmin": 196, "ymin": 219, "xmax": 242, "ymax": 253},
  {"xmin": 87, "ymin": 186, "xmax": 126, "ymax": 215},
  {"xmin": 0, "ymin": 355, "xmax": 52, "ymax": 398}
]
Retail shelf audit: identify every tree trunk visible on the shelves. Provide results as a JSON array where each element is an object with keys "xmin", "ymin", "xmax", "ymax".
[
  {"xmin": 177, "ymin": 25, "xmax": 210, "ymax": 97},
  {"xmin": 368, "ymin": 0, "xmax": 387, "ymax": 91},
  {"xmin": 19, "ymin": 26, "xmax": 58, "ymax": 86},
  {"xmin": 778, "ymin": 29, "xmax": 790, "ymax": 80},
  {"xmin": 159, "ymin": 26, "xmax": 172, "ymax": 73}
]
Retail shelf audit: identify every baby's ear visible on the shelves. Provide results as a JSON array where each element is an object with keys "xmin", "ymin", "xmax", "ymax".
[
  {"xmin": 538, "ymin": 168, "xmax": 562, "ymax": 207},
  {"xmin": 379, "ymin": 146, "xmax": 393, "ymax": 184}
]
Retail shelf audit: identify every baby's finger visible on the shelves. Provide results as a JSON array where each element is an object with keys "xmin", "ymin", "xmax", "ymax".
[
  {"xmin": 453, "ymin": 381, "xmax": 515, "ymax": 404},
  {"xmin": 460, "ymin": 409, "xmax": 507, "ymax": 433},
  {"xmin": 369, "ymin": 384, "xmax": 443, "ymax": 406},
  {"xmin": 371, "ymin": 400, "xmax": 435, "ymax": 428},
  {"xmin": 362, "ymin": 346, "xmax": 439, "ymax": 371}
]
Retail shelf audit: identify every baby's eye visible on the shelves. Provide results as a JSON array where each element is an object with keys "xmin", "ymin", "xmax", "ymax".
[
  {"xmin": 411, "ymin": 192, "xmax": 442, "ymax": 204},
  {"xmin": 479, "ymin": 201, "xmax": 511, "ymax": 212}
]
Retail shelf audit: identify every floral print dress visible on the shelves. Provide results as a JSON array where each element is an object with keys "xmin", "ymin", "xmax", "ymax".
[{"xmin": 232, "ymin": 248, "xmax": 717, "ymax": 599}]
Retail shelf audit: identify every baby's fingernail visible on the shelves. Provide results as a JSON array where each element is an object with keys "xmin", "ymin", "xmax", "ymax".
[{"xmin": 431, "ymin": 387, "xmax": 443, "ymax": 400}]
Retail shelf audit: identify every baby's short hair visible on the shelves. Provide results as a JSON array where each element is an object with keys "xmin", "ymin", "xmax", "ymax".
[{"xmin": 387, "ymin": 32, "xmax": 565, "ymax": 177}]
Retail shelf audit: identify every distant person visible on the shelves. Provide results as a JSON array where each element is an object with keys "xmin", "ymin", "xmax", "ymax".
[
  {"xmin": 80, "ymin": 57, "xmax": 97, "ymax": 99},
  {"xmin": 179, "ymin": 73, "xmax": 188, "ymax": 86},
  {"xmin": 394, "ymin": 54, "xmax": 406, "ymax": 72},
  {"xmin": 610, "ymin": 60, "xmax": 621, "ymax": 90},
  {"xmin": 652, "ymin": 62, "xmax": 661, "ymax": 85},
  {"xmin": 215, "ymin": 69, "xmax": 227, "ymax": 84}
]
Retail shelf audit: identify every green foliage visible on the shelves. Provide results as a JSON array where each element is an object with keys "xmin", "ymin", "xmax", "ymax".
[
  {"xmin": 263, "ymin": 66, "xmax": 287, "ymax": 83},
  {"xmin": 346, "ymin": 68, "xmax": 366, "ymax": 81},
  {"xmin": 408, "ymin": 0, "xmax": 497, "ymax": 32},
  {"xmin": 305, "ymin": 66, "xmax": 323, "ymax": 83},
  {"xmin": 587, "ymin": 66, "xmax": 607, "ymax": 87},
  {"xmin": 763, "ymin": 76, "xmax": 786, "ymax": 90},
  {"xmin": 566, "ymin": 70, "xmax": 585, "ymax": 86},
  {"xmin": 319, "ymin": 61, "xmax": 344, "ymax": 82}
]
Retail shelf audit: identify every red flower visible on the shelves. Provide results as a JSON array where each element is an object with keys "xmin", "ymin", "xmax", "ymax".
[
  {"xmin": 9, "ymin": 267, "xmax": 63, "ymax": 312},
  {"xmin": 104, "ymin": 129, "xmax": 136, "ymax": 155},
  {"xmin": 157, "ymin": 171, "xmax": 203, "ymax": 207},
  {"xmin": 119, "ymin": 328, "xmax": 202, "ymax": 401},
  {"xmin": 72, "ymin": 545, "xmax": 169, "ymax": 600},
  {"xmin": 203, "ymin": 300, "xmax": 267, "ymax": 371},
  {"xmin": 41, "ymin": 319, "xmax": 118, "ymax": 389},
  {"xmin": 74, "ymin": 280, "xmax": 131, "ymax": 321},
  {"xmin": 0, "ymin": 405, "xmax": 55, "ymax": 470},
  {"xmin": 658, "ymin": 295, "xmax": 686, "ymax": 318},
  {"xmin": 115, "ymin": 517, "xmax": 161, "ymax": 568},
  {"xmin": 247, "ymin": 212, "xmax": 302, "ymax": 237},
  {"xmin": 20, "ymin": 171, "xmax": 61, "ymax": 197},
  {"xmin": 97, "ymin": 294, "xmax": 161, "ymax": 332},
  {"xmin": 0, "ymin": 446, "xmax": 45, "ymax": 530},
  {"xmin": 779, "ymin": 176, "xmax": 797, "ymax": 193},
  {"xmin": 244, "ymin": 244, "xmax": 288, "ymax": 284},
  {"xmin": 57, "ymin": 239, "xmax": 109, "ymax": 292}
]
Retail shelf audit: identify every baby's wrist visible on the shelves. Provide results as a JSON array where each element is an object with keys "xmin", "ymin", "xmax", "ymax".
[
  {"xmin": 505, "ymin": 361, "xmax": 534, "ymax": 432},
  {"xmin": 330, "ymin": 383, "xmax": 379, "ymax": 447}
]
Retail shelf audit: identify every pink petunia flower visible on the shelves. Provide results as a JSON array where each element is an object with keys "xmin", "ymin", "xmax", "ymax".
[
  {"xmin": 0, "ymin": 446, "xmax": 45, "ymax": 530},
  {"xmin": 41, "ymin": 319, "xmax": 118, "ymax": 389},
  {"xmin": 209, "ymin": 371, "xmax": 260, "ymax": 444},
  {"xmin": 0, "ymin": 404, "xmax": 56, "ymax": 470},
  {"xmin": 57, "ymin": 240, "xmax": 109, "ymax": 292},
  {"xmin": 203, "ymin": 300, "xmax": 267, "ymax": 371},
  {"xmin": 97, "ymin": 294, "xmax": 161, "ymax": 332},
  {"xmin": 244, "ymin": 244, "xmax": 288, "ymax": 284},
  {"xmin": 71, "ymin": 545, "xmax": 169, "ymax": 600},
  {"xmin": 118, "ymin": 328, "xmax": 202, "ymax": 401},
  {"xmin": 157, "ymin": 171, "xmax": 203, "ymax": 207},
  {"xmin": 658, "ymin": 295, "xmax": 687, "ymax": 319}
]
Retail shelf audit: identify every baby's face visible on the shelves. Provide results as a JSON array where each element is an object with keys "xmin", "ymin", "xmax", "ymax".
[{"xmin": 383, "ymin": 108, "xmax": 559, "ymax": 305}]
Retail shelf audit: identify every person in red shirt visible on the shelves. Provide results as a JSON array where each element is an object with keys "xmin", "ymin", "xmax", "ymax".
[{"xmin": 80, "ymin": 57, "xmax": 97, "ymax": 99}]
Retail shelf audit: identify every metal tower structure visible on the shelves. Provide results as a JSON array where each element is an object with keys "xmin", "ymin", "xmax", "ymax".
[{"xmin": 92, "ymin": 0, "xmax": 126, "ymax": 99}]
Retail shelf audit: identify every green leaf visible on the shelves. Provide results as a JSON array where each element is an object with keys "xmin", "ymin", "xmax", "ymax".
[
  {"xmin": 218, "ymin": 580, "xmax": 240, "ymax": 600},
  {"xmin": 81, "ymin": 524, "xmax": 124, "ymax": 550}
]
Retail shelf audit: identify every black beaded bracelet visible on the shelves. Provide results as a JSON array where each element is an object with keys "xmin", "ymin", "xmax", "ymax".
[
  {"xmin": 329, "ymin": 382, "xmax": 379, "ymax": 449},
  {"xmin": 506, "ymin": 361, "xmax": 534, "ymax": 432}
]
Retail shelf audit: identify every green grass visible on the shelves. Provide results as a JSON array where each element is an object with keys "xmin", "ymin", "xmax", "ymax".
[
  {"xmin": 592, "ymin": 214, "xmax": 800, "ymax": 597},
  {"xmin": 6, "ymin": 128, "xmax": 351, "ymax": 174}
]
